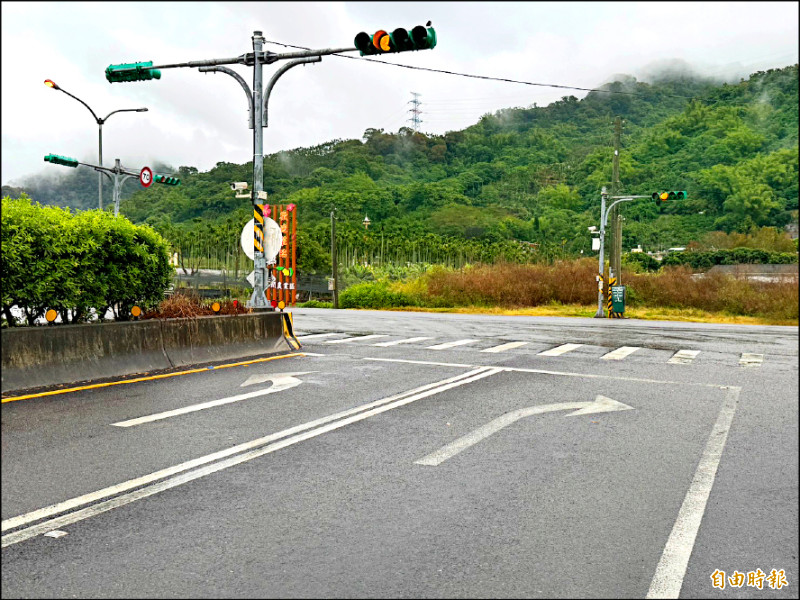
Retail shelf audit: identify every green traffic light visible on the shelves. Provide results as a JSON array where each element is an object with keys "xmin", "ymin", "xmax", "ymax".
[
  {"xmin": 106, "ymin": 61, "xmax": 161, "ymax": 84},
  {"xmin": 154, "ymin": 174, "xmax": 180, "ymax": 186},
  {"xmin": 675, "ymin": 191, "xmax": 687, "ymax": 200},
  {"xmin": 44, "ymin": 153, "xmax": 79, "ymax": 168}
]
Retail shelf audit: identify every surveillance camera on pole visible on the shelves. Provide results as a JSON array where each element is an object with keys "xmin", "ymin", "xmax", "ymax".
[{"xmin": 231, "ymin": 181, "xmax": 251, "ymax": 199}]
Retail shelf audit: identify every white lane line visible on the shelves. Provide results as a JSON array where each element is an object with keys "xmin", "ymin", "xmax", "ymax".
[
  {"xmin": 373, "ymin": 337, "xmax": 434, "ymax": 347},
  {"xmin": 600, "ymin": 346, "xmax": 640, "ymax": 361},
  {"xmin": 538, "ymin": 343, "xmax": 582, "ymax": 356},
  {"xmin": 646, "ymin": 386, "xmax": 741, "ymax": 598},
  {"xmin": 325, "ymin": 334, "xmax": 388, "ymax": 344},
  {"xmin": 668, "ymin": 350, "xmax": 700, "ymax": 365},
  {"xmin": 363, "ymin": 357, "xmax": 734, "ymax": 389},
  {"xmin": 365, "ymin": 358, "xmax": 475, "ymax": 368},
  {"xmin": 426, "ymin": 339, "xmax": 479, "ymax": 350},
  {"xmin": 481, "ymin": 341, "xmax": 528, "ymax": 353},
  {"xmin": 739, "ymin": 353, "xmax": 764, "ymax": 367},
  {"xmin": 296, "ymin": 333, "xmax": 338, "ymax": 340},
  {"xmin": 2, "ymin": 367, "xmax": 499, "ymax": 543}
]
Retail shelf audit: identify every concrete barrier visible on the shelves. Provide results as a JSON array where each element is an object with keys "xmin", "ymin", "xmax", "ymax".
[{"xmin": 1, "ymin": 312, "xmax": 297, "ymax": 394}]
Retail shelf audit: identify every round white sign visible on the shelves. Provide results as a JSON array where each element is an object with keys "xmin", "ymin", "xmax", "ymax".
[
  {"xmin": 240, "ymin": 219, "xmax": 255, "ymax": 261},
  {"xmin": 263, "ymin": 218, "xmax": 283, "ymax": 261},
  {"xmin": 240, "ymin": 218, "xmax": 282, "ymax": 261},
  {"xmin": 139, "ymin": 166, "xmax": 153, "ymax": 188}
]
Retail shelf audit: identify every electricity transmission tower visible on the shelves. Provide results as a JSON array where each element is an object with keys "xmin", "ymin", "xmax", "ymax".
[{"xmin": 408, "ymin": 92, "xmax": 422, "ymax": 131}]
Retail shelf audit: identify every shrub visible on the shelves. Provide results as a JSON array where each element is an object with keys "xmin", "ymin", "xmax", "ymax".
[
  {"xmin": 1, "ymin": 196, "xmax": 173, "ymax": 326},
  {"xmin": 339, "ymin": 281, "xmax": 417, "ymax": 309}
]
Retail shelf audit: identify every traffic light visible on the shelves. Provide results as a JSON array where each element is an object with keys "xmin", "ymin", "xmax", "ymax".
[
  {"xmin": 652, "ymin": 191, "xmax": 687, "ymax": 205},
  {"xmin": 44, "ymin": 154, "xmax": 79, "ymax": 168},
  {"xmin": 105, "ymin": 61, "xmax": 161, "ymax": 83},
  {"xmin": 354, "ymin": 25, "xmax": 437, "ymax": 56},
  {"xmin": 154, "ymin": 174, "xmax": 180, "ymax": 186}
]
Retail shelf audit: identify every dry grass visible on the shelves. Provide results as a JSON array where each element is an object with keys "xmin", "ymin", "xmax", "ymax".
[
  {"xmin": 142, "ymin": 295, "xmax": 250, "ymax": 320},
  {"xmin": 416, "ymin": 260, "xmax": 798, "ymax": 325}
]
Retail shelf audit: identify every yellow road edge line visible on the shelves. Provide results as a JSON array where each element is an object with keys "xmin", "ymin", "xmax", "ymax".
[{"xmin": 1, "ymin": 353, "xmax": 307, "ymax": 403}]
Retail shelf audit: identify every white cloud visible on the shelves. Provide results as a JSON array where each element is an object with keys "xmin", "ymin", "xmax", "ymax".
[{"xmin": 2, "ymin": 1, "xmax": 797, "ymax": 185}]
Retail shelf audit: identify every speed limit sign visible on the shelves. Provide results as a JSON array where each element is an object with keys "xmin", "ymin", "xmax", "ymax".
[{"xmin": 139, "ymin": 166, "xmax": 153, "ymax": 188}]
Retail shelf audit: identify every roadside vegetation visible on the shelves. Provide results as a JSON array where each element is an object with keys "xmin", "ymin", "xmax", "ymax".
[{"xmin": 329, "ymin": 259, "xmax": 798, "ymax": 325}]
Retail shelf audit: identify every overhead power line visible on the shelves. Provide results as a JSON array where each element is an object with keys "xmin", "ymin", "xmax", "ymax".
[{"xmin": 263, "ymin": 39, "xmax": 703, "ymax": 101}]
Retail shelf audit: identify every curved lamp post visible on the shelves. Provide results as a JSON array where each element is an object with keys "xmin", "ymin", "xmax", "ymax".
[{"xmin": 44, "ymin": 79, "xmax": 147, "ymax": 210}]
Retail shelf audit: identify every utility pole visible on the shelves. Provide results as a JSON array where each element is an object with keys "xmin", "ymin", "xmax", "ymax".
[
  {"xmin": 331, "ymin": 208, "xmax": 339, "ymax": 309},
  {"xmin": 610, "ymin": 117, "xmax": 623, "ymax": 284},
  {"xmin": 408, "ymin": 92, "xmax": 422, "ymax": 132}
]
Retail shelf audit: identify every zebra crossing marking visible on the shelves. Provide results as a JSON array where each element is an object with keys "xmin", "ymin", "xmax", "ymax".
[
  {"xmin": 538, "ymin": 343, "xmax": 582, "ymax": 357},
  {"xmin": 480, "ymin": 341, "xmax": 529, "ymax": 353},
  {"xmin": 373, "ymin": 337, "xmax": 434, "ymax": 347},
  {"xmin": 426, "ymin": 339, "xmax": 479, "ymax": 350},
  {"xmin": 668, "ymin": 350, "xmax": 700, "ymax": 365},
  {"xmin": 601, "ymin": 346, "xmax": 640, "ymax": 360},
  {"xmin": 325, "ymin": 335, "xmax": 388, "ymax": 344},
  {"xmin": 739, "ymin": 353, "xmax": 764, "ymax": 367}
]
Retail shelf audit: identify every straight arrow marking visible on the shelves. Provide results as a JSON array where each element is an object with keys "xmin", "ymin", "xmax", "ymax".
[{"xmin": 414, "ymin": 396, "xmax": 633, "ymax": 466}]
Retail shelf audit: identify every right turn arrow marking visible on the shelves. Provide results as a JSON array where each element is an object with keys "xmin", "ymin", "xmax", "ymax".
[{"xmin": 414, "ymin": 395, "xmax": 634, "ymax": 466}]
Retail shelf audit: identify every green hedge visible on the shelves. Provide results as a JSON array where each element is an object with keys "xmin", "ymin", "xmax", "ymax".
[
  {"xmin": 661, "ymin": 248, "xmax": 798, "ymax": 269},
  {"xmin": 338, "ymin": 282, "xmax": 417, "ymax": 309},
  {"xmin": 2, "ymin": 196, "xmax": 173, "ymax": 326}
]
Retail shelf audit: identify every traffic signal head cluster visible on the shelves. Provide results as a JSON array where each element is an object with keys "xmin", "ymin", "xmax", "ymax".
[
  {"xmin": 652, "ymin": 191, "xmax": 687, "ymax": 205},
  {"xmin": 44, "ymin": 154, "xmax": 78, "ymax": 168},
  {"xmin": 354, "ymin": 25, "xmax": 436, "ymax": 56},
  {"xmin": 154, "ymin": 174, "xmax": 180, "ymax": 186},
  {"xmin": 106, "ymin": 61, "xmax": 161, "ymax": 83}
]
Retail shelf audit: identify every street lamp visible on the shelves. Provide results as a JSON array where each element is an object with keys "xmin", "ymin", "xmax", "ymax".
[{"xmin": 44, "ymin": 79, "xmax": 147, "ymax": 210}]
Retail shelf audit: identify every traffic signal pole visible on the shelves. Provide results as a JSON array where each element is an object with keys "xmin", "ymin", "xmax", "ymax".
[
  {"xmin": 110, "ymin": 36, "xmax": 355, "ymax": 310},
  {"xmin": 105, "ymin": 25, "xmax": 436, "ymax": 309},
  {"xmin": 594, "ymin": 191, "xmax": 651, "ymax": 318}
]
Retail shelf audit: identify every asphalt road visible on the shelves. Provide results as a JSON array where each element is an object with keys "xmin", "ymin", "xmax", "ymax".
[{"xmin": 2, "ymin": 309, "xmax": 797, "ymax": 599}]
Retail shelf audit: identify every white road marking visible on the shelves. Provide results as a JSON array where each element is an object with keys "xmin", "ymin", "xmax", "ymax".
[
  {"xmin": 296, "ymin": 333, "xmax": 338, "ymax": 340},
  {"xmin": 365, "ymin": 358, "xmax": 475, "ymax": 368},
  {"xmin": 739, "ymin": 353, "xmax": 764, "ymax": 367},
  {"xmin": 240, "ymin": 372, "xmax": 313, "ymax": 387},
  {"xmin": 112, "ymin": 374, "xmax": 307, "ymax": 427},
  {"xmin": 668, "ymin": 350, "xmax": 700, "ymax": 365},
  {"xmin": 363, "ymin": 357, "xmax": 734, "ymax": 389},
  {"xmin": 426, "ymin": 339, "xmax": 479, "ymax": 350},
  {"xmin": 646, "ymin": 387, "xmax": 741, "ymax": 598},
  {"xmin": 538, "ymin": 343, "xmax": 582, "ymax": 356},
  {"xmin": 2, "ymin": 367, "xmax": 501, "ymax": 546},
  {"xmin": 481, "ymin": 341, "xmax": 528, "ymax": 353},
  {"xmin": 415, "ymin": 396, "xmax": 633, "ymax": 466},
  {"xmin": 325, "ymin": 334, "xmax": 388, "ymax": 344},
  {"xmin": 43, "ymin": 530, "xmax": 68, "ymax": 539},
  {"xmin": 600, "ymin": 346, "xmax": 640, "ymax": 360},
  {"xmin": 372, "ymin": 337, "xmax": 434, "ymax": 347}
]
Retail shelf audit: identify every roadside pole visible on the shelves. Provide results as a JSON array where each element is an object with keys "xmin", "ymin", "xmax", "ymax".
[
  {"xmin": 594, "ymin": 187, "xmax": 608, "ymax": 318},
  {"xmin": 331, "ymin": 208, "xmax": 339, "ymax": 309}
]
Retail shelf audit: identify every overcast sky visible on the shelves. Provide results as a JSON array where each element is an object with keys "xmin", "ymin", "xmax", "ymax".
[{"xmin": 2, "ymin": 1, "xmax": 797, "ymax": 185}]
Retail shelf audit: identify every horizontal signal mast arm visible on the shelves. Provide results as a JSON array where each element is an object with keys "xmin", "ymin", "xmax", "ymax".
[{"xmin": 141, "ymin": 47, "xmax": 357, "ymax": 72}]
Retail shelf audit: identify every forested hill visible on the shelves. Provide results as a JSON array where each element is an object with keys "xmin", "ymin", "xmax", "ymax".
[{"xmin": 11, "ymin": 65, "xmax": 799, "ymax": 266}]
